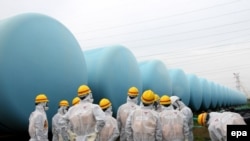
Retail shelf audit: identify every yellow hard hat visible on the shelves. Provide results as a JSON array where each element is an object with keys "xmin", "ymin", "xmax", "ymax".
[
  {"xmin": 141, "ymin": 90, "xmax": 155, "ymax": 104},
  {"xmin": 35, "ymin": 94, "xmax": 49, "ymax": 103},
  {"xmin": 154, "ymin": 94, "xmax": 160, "ymax": 102},
  {"xmin": 99, "ymin": 98, "xmax": 111, "ymax": 109},
  {"xmin": 128, "ymin": 86, "xmax": 139, "ymax": 97},
  {"xmin": 72, "ymin": 97, "xmax": 80, "ymax": 106},
  {"xmin": 59, "ymin": 100, "xmax": 69, "ymax": 107},
  {"xmin": 78, "ymin": 85, "xmax": 91, "ymax": 97},
  {"xmin": 160, "ymin": 95, "xmax": 171, "ymax": 105},
  {"xmin": 197, "ymin": 112, "xmax": 208, "ymax": 126}
]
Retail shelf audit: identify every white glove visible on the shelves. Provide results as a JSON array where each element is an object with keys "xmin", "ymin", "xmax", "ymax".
[
  {"xmin": 184, "ymin": 136, "xmax": 188, "ymax": 141},
  {"xmin": 87, "ymin": 132, "xmax": 97, "ymax": 141},
  {"xmin": 67, "ymin": 130, "xmax": 77, "ymax": 141}
]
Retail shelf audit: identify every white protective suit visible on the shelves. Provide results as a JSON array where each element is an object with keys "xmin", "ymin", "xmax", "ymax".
[
  {"xmin": 116, "ymin": 96, "xmax": 139, "ymax": 141},
  {"xmin": 125, "ymin": 104, "xmax": 162, "ymax": 141},
  {"xmin": 159, "ymin": 105, "xmax": 189, "ymax": 141},
  {"xmin": 60, "ymin": 95, "xmax": 106, "ymax": 141},
  {"xmin": 173, "ymin": 100, "xmax": 193, "ymax": 141},
  {"xmin": 28, "ymin": 104, "xmax": 49, "ymax": 141},
  {"xmin": 207, "ymin": 112, "xmax": 246, "ymax": 141},
  {"xmin": 97, "ymin": 107, "xmax": 119, "ymax": 141},
  {"xmin": 52, "ymin": 107, "xmax": 69, "ymax": 141}
]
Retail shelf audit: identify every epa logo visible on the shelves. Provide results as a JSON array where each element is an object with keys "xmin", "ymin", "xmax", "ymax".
[
  {"xmin": 227, "ymin": 125, "xmax": 249, "ymax": 140},
  {"xmin": 231, "ymin": 130, "xmax": 247, "ymax": 138}
]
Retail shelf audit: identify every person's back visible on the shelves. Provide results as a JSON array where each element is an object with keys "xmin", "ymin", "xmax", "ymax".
[
  {"xmin": 125, "ymin": 90, "xmax": 162, "ymax": 141},
  {"xmin": 171, "ymin": 96, "xmax": 193, "ymax": 141},
  {"xmin": 117, "ymin": 86, "xmax": 139, "ymax": 141},
  {"xmin": 159, "ymin": 109, "xmax": 187, "ymax": 141},
  {"xmin": 99, "ymin": 115, "xmax": 119, "ymax": 141},
  {"xmin": 60, "ymin": 85, "xmax": 105, "ymax": 141},
  {"xmin": 198, "ymin": 111, "xmax": 246, "ymax": 141},
  {"xmin": 68, "ymin": 101, "xmax": 100, "ymax": 136},
  {"xmin": 98, "ymin": 98, "xmax": 119, "ymax": 141},
  {"xmin": 117, "ymin": 100, "xmax": 138, "ymax": 129},
  {"xmin": 52, "ymin": 100, "xmax": 70, "ymax": 141},
  {"xmin": 180, "ymin": 104, "xmax": 193, "ymax": 140},
  {"xmin": 159, "ymin": 95, "xmax": 189, "ymax": 141},
  {"xmin": 208, "ymin": 112, "xmax": 246, "ymax": 141},
  {"xmin": 220, "ymin": 112, "xmax": 246, "ymax": 125}
]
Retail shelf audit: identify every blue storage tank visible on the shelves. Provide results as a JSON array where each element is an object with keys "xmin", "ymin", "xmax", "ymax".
[
  {"xmin": 186, "ymin": 74, "xmax": 202, "ymax": 111},
  {"xmin": 200, "ymin": 78, "xmax": 211, "ymax": 110},
  {"xmin": 216, "ymin": 84, "xmax": 223, "ymax": 108},
  {"xmin": 214, "ymin": 83, "xmax": 221, "ymax": 108},
  {"xmin": 230, "ymin": 89, "xmax": 238, "ymax": 106},
  {"xmin": 168, "ymin": 68, "xmax": 190, "ymax": 106},
  {"xmin": 139, "ymin": 60, "xmax": 172, "ymax": 97},
  {"xmin": 0, "ymin": 13, "xmax": 87, "ymax": 132},
  {"xmin": 84, "ymin": 45, "xmax": 142, "ymax": 116},
  {"xmin": 221, "ymin": 86, "xmax": 227, "ymax": 107},
  {"xmin": 225, "ymin": 88, "xmax": 230, "ymax": 107},
  {"xmin": 234, "ymin": 90, "xmax": 241, "ymax": 105},
  {"xmin": 210, "ymin": 82, "xmax": 218, "ymax": 109}
]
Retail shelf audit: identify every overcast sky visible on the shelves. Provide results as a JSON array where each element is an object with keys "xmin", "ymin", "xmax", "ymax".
[{"xmin": 1, "ymin": 0, "xmax": 250, "ymax": 98}]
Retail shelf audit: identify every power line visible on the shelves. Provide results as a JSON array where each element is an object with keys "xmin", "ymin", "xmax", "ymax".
[
  {"xmin": 136, "ymin": 40, "xmax": 250, "ymax": 58},
  {"xmin": 78, "ymin": 8, "xmax": 250, "ymax": 42},
  {"xmin": 163, "ymin": 33, "xmax": 250, "ymax": 54},
  {"xmin": 131, "ymin": 27, "xmax": 250, "ymax": 49},
  {"xmin": 193, "ymin": 65, "xmax": 250, "ymax": 75},
  {"xmin": 82, "ymin": 23, "xmax": 250, "ymax": 49},
  {"xmin": 164, "ymin": 46, "xmax": 250, "ymax": 59},
  {"xmin": 80, "ymin": 18, "xmax": 250, "ymax": 46},
  {"xmin": 75, "ymin": 0, "xmax": 240, "ymax": 34},
  {"xmin": 147, "ymin": 46, "xmax": 250, "ymax": 66},
  {"xmin": 132, "ymin": 33, "xmax": 250, "ymax": 58}
]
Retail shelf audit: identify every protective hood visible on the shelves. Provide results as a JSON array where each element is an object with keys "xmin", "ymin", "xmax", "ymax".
[
  {"xmin": 141, "ymin": 103, "xmax": 154, "ymax": 110},
  {"xmin": 82, "ymin": 93, "xmax": 94, "ymax": 103},
  {"xmin": 36, "ymin": 103, "xmax": 46, "ymax": 112},
  {"xmin": 104, "ymin": 106, "xmax": 113, "ymax": 116},
  {"xmin": 161, "ymin": 104, "xmax": 174, "ymax": 111},
  {"xmin": 126, "ymin": 96, "xmax": 138, "ymax": 104}
]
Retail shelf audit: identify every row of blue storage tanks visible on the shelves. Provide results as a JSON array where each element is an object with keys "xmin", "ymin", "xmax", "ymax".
[{"xmin": 0, "ymin": 13, "xmax": 247, "ymax": 132}]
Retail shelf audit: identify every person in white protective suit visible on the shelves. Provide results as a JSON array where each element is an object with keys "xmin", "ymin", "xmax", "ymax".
[
  {"xmin": 198, "ymin": 111, "xmax": 246, "ymax": 141},
  {"xmin": 62, "ymin": 96, "xmax": 81, "ymax": 141},
  {"xmin": 159, "ymin": 95, "xmax": 189, "ymax": 141},
  {"xmin": 28, "ymin": 94, "xmax": 49, "ymax": 141},
  {"xmin": 125, "ymin": 90, "xmax": 162, "ymax": 141},
  {"xmin": 97, "ymin": 98, "xmax": 119, "ymax": 141},
  {"xmin": 171, "ymin": 96, "xmax": 194, "ymax": 141},
  {"xmin": 116, "ymin": 86, "xmax": 140, "ymax": 141},
  {"xmin": 60, "ymin": 85, "xmax": 106, "ymax": 141},
  {"xmin": 52, "ymin": 100, "xmax": 70, "ymax": 141}
]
